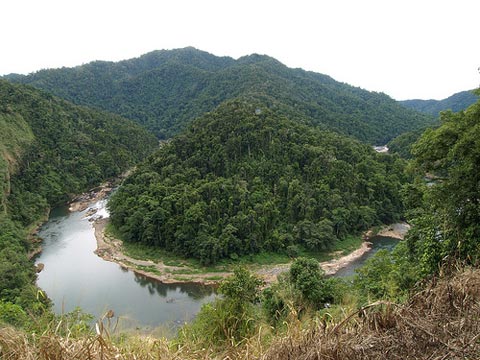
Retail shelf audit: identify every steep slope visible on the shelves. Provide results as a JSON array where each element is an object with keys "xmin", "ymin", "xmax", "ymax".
[
  {"xmin": 0, "ymin": 80, "xmax": 158, "ymax": 224},
  {"xmin": 264, "ymin": 267, "xmax": 480, "ymax": 360},
  {"xmin": 6, "ymin": 48, "xmax": 434, "ymax": 144},
  {"xmin": 401, "ymin": 89, "xmax": 478, "ymax": 115},
  {"xmin": 108, "ymin": 99, "xmax": 406, "ymax": 265},
  {"xmin": 0, "ymin": 79, "xmax": 157, "ymax": 312},
  {"xmin": 0, "ymin": 109, "xmax": 34, "ymax": 212}
]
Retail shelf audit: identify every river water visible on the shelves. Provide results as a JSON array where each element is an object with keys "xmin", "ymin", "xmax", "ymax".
[
  {"xmin": 35, "ymin": 199, "xmax": 216, "ymax": 332},
  {"xmin": 35, "ymin": 198, "xmax": 399, "ymax": 330},
  {"xmin": 333, "ymin": 236, "xmax": 399, "ymax": 277}
]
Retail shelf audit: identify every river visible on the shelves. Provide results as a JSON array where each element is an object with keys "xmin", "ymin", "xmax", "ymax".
[
  {"xmin": 35, "ymin": 199, "xmax": 216, "ymax": 332},
  {"xmin": 35, "ymin": 198, "xmax": 398, "ymax": 331},
  {"xmin": 333, "ymin": 236, "xmax": 399, "ymax": 277}
]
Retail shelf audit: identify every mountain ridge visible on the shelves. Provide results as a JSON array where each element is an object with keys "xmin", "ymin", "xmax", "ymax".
[
  {"xmin": 5, "ymin": 47, "xmax": 435, "ymax": 144},
  {"xmin": 400, "ymin": 89, "xmax": 478, "ymax": 115}
]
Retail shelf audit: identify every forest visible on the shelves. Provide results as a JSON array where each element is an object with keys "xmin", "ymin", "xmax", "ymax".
[
  {"xmin": 400, "ymin": 89, "xmax": 478, "ymax": 115},
  {"xmin": 0, "ymin": 80, "xmax": 157, "ymax": 320},
  {"xmin": 108, "ymin": 98, "xmax": 407, "ymax": 265},
  {"xmin": 6, "ymin": 47, "xmax": 435, "ymax": 144},
  {"xmin": 1, "ymin": 47, "xmax": 480, "ymax": 358}
]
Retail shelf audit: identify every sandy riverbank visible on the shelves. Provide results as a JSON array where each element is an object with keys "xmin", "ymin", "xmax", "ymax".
[
  {"xmin": 93, "ymin": 218, "xmax": 231, "ymax": 285},
  {"xmin": 92, "ymin": 216, "xmax": 408, "ymax": 285},
  {"xmin": 263, "ymin": 222, "xmax": 411, "ymax": 281}
]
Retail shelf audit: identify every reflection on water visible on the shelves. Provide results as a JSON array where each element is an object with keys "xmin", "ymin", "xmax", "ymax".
[
  {"xmin": 133, "ymin": 273, "xmax": 215, "ymax": 300},
  {"xmin": 36, "ymin": 201, "xmax": 216, "ymax": 331},
  {"xmin": 36, "ymin": 198, "xmax": 399, "ymax": 330}
]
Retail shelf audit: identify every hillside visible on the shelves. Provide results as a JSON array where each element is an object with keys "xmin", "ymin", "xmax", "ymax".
[
  {"xmin": 6, "ymin": 47, "xmax": 434, "ymax": 144},
  {"xmin": 0, "ymin": 79, "xmax": 157, "ymax": 315},
  {"xmin": 401, "ymin": 89, "xmax": 478, "ymax": 115},
  {"xmin": 386, "ymin": 89, "xmax": 478, "ymax": 159},
  {"xmin": 0, "ymin": 107, "xmax": 34, "ymax": 212},
  {"xmin": 0, "ymin": 80, "xmax": 158, "ymax": 223},
  {"xmin": 108, "ymin": 99, "xmax": 406, "ymax": 265}
]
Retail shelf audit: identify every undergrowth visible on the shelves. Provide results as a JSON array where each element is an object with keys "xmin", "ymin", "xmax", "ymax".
[{"xmin": 1, "ymin": 266, "xmax": 479, "ymax": 359}]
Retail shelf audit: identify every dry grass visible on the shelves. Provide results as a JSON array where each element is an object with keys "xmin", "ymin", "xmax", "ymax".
[
  {"xmin": 263, "ymin": 267, "xmax": 480, "ymax": 360},
  {"xmin": 2, "ymin": 267, "xmax": 480, "ymax": 359}
]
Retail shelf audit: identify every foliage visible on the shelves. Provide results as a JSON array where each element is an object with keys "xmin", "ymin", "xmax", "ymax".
[
  {"xmin": 262, "ymin": 258, "xmax": 347, "ymax": 325},
  {"xmin": 0, "ymin": 80, "xmax": 157, "ymax": 326},
  {"xmin": 353, "ymin": 242, "xmax": 420, "ymax": 302},
  {"xmin": 7, "ymin": 47, "xmax": 435, "ymax": 143},
  {"xmin": 1, "ymin": 268, "xmax": 480, "ymax": 359},
  {"xmin": 109, "ymin": 100, "xmax": 407, "ymax": 264},
  {"xmin": 0, "ymin": 301, "xmax": 29, "ymax": 327},
  {"xmin": 387, "ymin": 127, "xmax": 429, "ymax": 159},
  {"xmin": 407, "ymin": 91, "xmax": 480, "ymax": 274},
  {"xmin": 0, "ymin": 214, "xmax": 48, "ymax": 315},
  {"xmin": 289, "ymin": 257, "xmax": 333, "ymax": 307},
  {"xmin": 219, "ymin": 266, "xmax": 264, "ymax": 306},
  {"xmin": 264, "ymin": 267, "xmax": 480, "ymax": 360},
  {"xmin": 179, "ymin": 267, "xmax": 263, "ymax": 347}
]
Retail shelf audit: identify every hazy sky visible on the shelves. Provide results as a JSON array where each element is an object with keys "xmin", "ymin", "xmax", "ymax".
[{"xmin": 1, "ymin": 0, "xmax": 479, "ymax": 100}]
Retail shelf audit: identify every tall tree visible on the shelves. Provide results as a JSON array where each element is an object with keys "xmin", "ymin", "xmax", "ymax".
[{"xmin": 408, "ymin": 90, "xmax": 480, "ymax": 273}]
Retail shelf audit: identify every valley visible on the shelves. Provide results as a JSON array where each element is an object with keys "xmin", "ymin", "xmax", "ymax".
[{"xmin": 1, "ymin": 47, "xmax": 479, "ymax": 359}]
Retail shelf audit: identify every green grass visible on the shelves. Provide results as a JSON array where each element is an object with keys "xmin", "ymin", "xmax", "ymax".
[
  {"xmin": 237, "ymin": 252, "xmax": 291, "ymax": 266},
  {"xmin": 105, "ymin": 222, "xmax": 364, "ymax": 274},
  {"xmin": 135, "ymin": 264, "xmax": 162, "ymax": 276},
  {"xmin": 331, "ymin": 235, "xmax": 364, "ymax": 255},
  {"xmin": 105, "ymin": 224, "xmax": 191, "ymax": 266},
  {"xmin": 204, "ymin": 275, "xmax": 224, "ymax": 281},
  {"xmin": 300, "ymin": 235, "xmax": 364, "ymax": 262},
  {"xmin": 166, "ymin": 268, "xmax": 202, "ymax": 275}
]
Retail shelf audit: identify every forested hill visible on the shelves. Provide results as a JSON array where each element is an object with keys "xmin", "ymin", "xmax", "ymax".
[
  {"xmin": 0, "ymin": 79, "xmax": 157, "ymax": 314},
  {"xmin": 6, "ymin": 47, "xmax": 434, "ymax": 144},
  {"xmin": 400, "ymin": 90, "xmax": 478, "ymax": 116},
  {"xmin": 0, "ymin": 80, "xmax": 158, "ymax": 223},
  {"xmin": 108, "ymin": 99, "xmax": 406, "ymax": 265}
]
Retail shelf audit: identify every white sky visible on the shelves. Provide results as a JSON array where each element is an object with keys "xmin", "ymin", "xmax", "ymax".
[{"xmin": 1, "ymin": 0, "xmax": 479, "ymax": 100}]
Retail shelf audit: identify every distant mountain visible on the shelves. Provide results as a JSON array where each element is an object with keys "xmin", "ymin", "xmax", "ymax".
[
  {"xmin": 400, "ymin": 90, "xmax": 478, "ymax": 116},
  {"xmin": 6, "ymin": 47, "xmax": 434, "ymax": 144}
]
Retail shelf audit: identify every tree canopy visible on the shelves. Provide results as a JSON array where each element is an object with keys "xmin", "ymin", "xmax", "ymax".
[
  {"xmin": 109, "ymin": 99, "xmax": 407, "ymax": 265},
  {"xmin": 406, "ymin": 90, "xmax": 480, "ymax": 274},
  {"xmin": 6, "ymin": 47, "xmax": 435, "ymax": 144},
  {"xmin": 0, "ymin": 79, "xmax": 157, "ymax": 317},
  {"xmin": 401, "ymin": 90, "xmax": 478, "ymax": 116}
]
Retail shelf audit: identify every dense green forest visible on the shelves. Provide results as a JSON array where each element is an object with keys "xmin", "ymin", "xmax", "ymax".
[
  {"xmin": 401, "ymin": 89, "xmax": 478, "ymax": 115},
  {"xmin": 387, "ymin": 128, "xmax": 429, "ymax": 159},
  {"xmin": 178, "ymin": 92, "xmax": 480, "ymax": 354},
  {"xmin": 0, "ymin": 80, "xmax": 157, "ymax": 320},
  {"xmin": 387, "ymin": 89, "xmax": 477, "ymax": 158},
  {"xmin": 108, "ymin": 99, "xmax": 407, "ymax": 265},
  {"xmin": 6, "ymin": 47, "xmax": 435, "ymax": 144},
  {"xmin": 405, "ymin": 89, "xmax": 480, "ymax": 273},
  {"xmin": 1, "ymin": 45, "xmax": 480, "ymax": 357}
]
